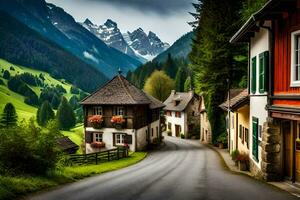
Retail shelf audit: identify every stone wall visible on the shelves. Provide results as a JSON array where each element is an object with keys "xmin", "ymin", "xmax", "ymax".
[
  {"xmin": 249, "ymin": 159, "xmax": 264, "ymax": 180},
  {"xmin": 261, "ymin": 117, "xmax": 282, "ymax": 181}
]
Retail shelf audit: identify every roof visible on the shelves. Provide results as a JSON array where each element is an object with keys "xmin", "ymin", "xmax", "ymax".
[
  {"xmin": 57, "ymin": 136, "xmax": 79, "ymax": 151},
  {"xmin": 163, "ymin": 90, "xmax": 197, "ymax": 111},
  {"xmin": 230, "ymin": 0, "xmax": 297, "ymax": 43},
  {"xmin": 219, "ymin": 89, "xmax": 249, "ymax": 111},
  {"xmin": 80, "ymin": 74, "xmax": 164, "ymax": 109}
]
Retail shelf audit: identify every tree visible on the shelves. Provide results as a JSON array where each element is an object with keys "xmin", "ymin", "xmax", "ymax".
[
  {"xmin": 37, "ymin": 101, "xmax": 55, "ymax": 126},
  {"xmin": 56, "ymin": 97, "xmax": 76, "ymax": 130},
  {"xmin": 174, "ymin": 67, "xmax": 188, "ymax": 92},
  {"xmin": 184, "ymin": 77, "xmax": 192, "ymax": 92},
  {"xmin": 69, "ymin": 95, "xmax": 79, "ymax": 110},
  {"xmin": 144, "ymin": 71, "xmax": 175, "ymax": 101},
  {"xmin": 51, "ymin": 93, "xmax": 60, "ymax": 109},
  {"xmin": 3, "ymin": 70, "xmax": 10, "ymax": 79},
  {"xmin": 189, "ymin": 0, "xmax": 247, "ymax": 142},
  {"xmin": 162, "ymin": 53, "xmax": 177, "ymax": 79},
  {"xmin": 0, "ymin": 103, "xmax": 17, "ymax": 128}
]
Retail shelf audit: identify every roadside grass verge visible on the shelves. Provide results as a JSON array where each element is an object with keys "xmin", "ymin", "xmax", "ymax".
[{"xmin": 0, "ymin": 152, "xmax": 147, "ymax": 200}]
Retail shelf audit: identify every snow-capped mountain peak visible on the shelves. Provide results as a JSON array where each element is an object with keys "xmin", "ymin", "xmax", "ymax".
[{"xmin": 81, "ymin": 19, "xmax": 169, "ymax": 62}]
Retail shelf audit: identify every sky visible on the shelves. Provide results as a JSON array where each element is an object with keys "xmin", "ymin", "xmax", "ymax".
[{"xmin": 46, "ymin": 0, "xmax": 196, "ymax": 45}]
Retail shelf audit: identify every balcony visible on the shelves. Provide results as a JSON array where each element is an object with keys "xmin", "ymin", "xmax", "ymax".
[{"xmin": 86, "ymin": 115, "xmax": 133, "ymax": 129}]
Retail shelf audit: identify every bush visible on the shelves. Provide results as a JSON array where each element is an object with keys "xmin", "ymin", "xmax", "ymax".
[
  {"xmin": 231, "ymin": 149, "xmax": 240, "ymax": 162},
  {"xmin": 0, "ymin": 119, "xmax": 62, "ymax": 175},
  {"xmin": 0, "ymin": 79, "xmax": 5, "ymax": 85},
  {"xmin": 180, "ymin": 133, "xmax": 185, "ymax": 139},
  {"xmin": 9, "ymin": 66, "xmax": 15, "ymax": 71},
  {"xmin": 217, "ymin": 132, "xmax": 228, "ymax": 144},
  {"xmin": 167, "ymin": 130, "xmax": 172, "ymax": 136},
  {"xmin": 3, "ymin": 70, "xmax": 10, "ymax": 79},
  {"xmin": 55, "ymin": 84, "xmax": 66, "ymax": 94}
]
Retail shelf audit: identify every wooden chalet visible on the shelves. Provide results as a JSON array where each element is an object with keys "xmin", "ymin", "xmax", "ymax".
[{"xmin": 80, "ymin": 72, "xmax": 165, "ymax": 153}]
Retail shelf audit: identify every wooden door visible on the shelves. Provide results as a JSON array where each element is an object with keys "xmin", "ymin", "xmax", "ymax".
[
  {"xmin": 283, "ymin": 121, "xmax": 292, "ymax": 179},
  {"xmin": 175, "ymin": 125, "xmax": 180, "ymax": 137},
  {"xmin": 295, "ymin": 121, "xmax": 300, "ymax": 182}
]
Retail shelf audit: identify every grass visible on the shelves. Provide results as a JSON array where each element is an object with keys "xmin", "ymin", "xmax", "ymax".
[
  {"xmin": 0, "ymin": 152, "xmax": 147, "ymax": 200},
  {"xmin": 0, "ymin": 59, "xmax": 77, "ymax": 120}
]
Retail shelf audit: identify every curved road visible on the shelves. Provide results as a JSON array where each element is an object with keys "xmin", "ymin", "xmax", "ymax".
[{"xmin": 30, "ymin": 136, "xmax": 297, "ymax": 200}]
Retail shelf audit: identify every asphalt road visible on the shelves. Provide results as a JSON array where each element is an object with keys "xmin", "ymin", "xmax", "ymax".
[{"xmin": 29, "ymin": 136, "xmax": 298, "ymax": 200}]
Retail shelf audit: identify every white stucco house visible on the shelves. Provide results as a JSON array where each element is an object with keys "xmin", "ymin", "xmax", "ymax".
[
  {"xmin": 80, "ymin": 72, "xmax": 165, "ymax": 153},
  {"xmin": 163, "ymin": 90, "xmax": 200, "ymax": 139}
]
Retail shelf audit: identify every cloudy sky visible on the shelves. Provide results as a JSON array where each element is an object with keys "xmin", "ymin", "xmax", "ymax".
[{"xmin": 46, "ymin": 0, "xmax": 196, "ymax": 45}]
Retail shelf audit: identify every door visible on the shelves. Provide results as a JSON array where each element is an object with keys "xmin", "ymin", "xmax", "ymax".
[
  {"xmin": 175, "ymin": 125, "xmax": 181, "ymax": 137},
  {"xmin": 283, "ymin": 121, "xmax": 292, "ymax": 179},
  {"xmin": 295, "ymin": 122, "xmax": 300, "ymax": 182}
]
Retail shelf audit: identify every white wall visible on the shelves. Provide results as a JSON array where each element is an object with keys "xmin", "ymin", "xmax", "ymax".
[
  {"xmin": 149, "ymin": 119, "xmax": 160, "ymax": 142},
  {"xmin": 165, "ymin": 111, "xmax": 185, "ymax": 137},
  {"xmin": 249, "ymin": 21, "xmax": 271, "ymax": 169}
]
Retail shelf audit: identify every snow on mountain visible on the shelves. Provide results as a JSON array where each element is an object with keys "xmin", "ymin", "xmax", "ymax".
[{"xmin": 81, "ymin": 18, "xmax": 169, "ymax": 62}]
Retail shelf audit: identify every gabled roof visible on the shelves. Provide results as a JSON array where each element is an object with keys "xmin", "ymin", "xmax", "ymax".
[
  {"xmin": 219, "ymin": 89, "xmax": 249, "ymax": 111},
  {"xmin": 80, "ymin": 74, "xmax": 164, "ymax": 109},
  {"xmin": 163, "ymin": 90, "xmax": 197, "ymax": 111},
  {"xmin": 230, "ymin": 0, "xmax": 297, "ymax": 43}
]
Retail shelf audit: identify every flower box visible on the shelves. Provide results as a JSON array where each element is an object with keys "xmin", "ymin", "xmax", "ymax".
[
  {"xmin": 88, "ymin": 115, "xmax": 103, "ymax": 129},
  {"xmin": 236, "ymin": 153, "xmax": 249, "ymax": 171},
  {"xmin": 91, "ymin": 142, "xmax": 105, "ymax": 148},
  {"xmin": 111, "ymin": 115, "xmax": 125, "ymax": 129}
]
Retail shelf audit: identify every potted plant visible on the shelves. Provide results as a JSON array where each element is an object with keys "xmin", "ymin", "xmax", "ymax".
[
  {"xmin": 231, "ymin": 149, "xmax": 240, "ymax": 166},
  {"xmin": 88, "ymin": 115, "xmax": 103, "ymax": 129},
  {"xmin": 111, "ymin": 115, "xmax": 125, "ymax": 129},
  {"xmin": 236, "ymin": 153, "xmax": 249, "ymax": 171},
  {"xmin": 180, "ymin": 133, "xmax": 185, "ymax": 139},
  {"xmin": 91, "ymin": 141, "xmax": 105, "ymax": 148},
  {"xmin": 217, "ymin": 132, "xmax": 227, "ymax": 149}
]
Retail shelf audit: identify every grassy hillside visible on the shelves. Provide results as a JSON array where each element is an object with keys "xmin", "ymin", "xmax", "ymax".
[{"xmin": 0, "ymin": 59, "xmax": 75, "ymax": 120}]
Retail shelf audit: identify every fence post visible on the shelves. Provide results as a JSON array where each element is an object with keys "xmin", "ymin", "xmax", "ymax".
[
  {"xmin": 117, "ymin": 148, "xmax": 120, "ymax": 160},
  {"xmin": 96, "ymin": 153, "xmax": 98, "ymax": 164}
]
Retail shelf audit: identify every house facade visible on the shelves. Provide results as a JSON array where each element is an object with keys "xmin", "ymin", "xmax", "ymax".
[
  {"xmin": 200, "ymin": 96, "xmax": 212, "ymax": 143},
  {"xmin": 220, "ymin": 89, "xmax": 250, "ymax": 155},
  {"xmin": 164, "ymin": 90, "xmax": 200, "ymax": 138},
  {"xmin": 80, "ymin": 73, "xmax": 164, "ymax": 153},
  {"xmin": 231, "ymin": 0, "xmax": 300, "ymax": 182}
]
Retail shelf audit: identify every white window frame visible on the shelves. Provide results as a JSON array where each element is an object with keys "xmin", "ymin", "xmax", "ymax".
[
  {"xmin": 291, "ymin": 30, "xmax": 300, "ymax": 87},
  {"xmin": 94, "ymin": 133, "xmax": 103, "ymax": 142},
  {"xmin": 93, "ymin": 106, "xmax": 103, "ymax": 115},
  {"xmin": 115, "ymin": 106, "xmax": 124, "ymax": 116},
  {"xmin": 115, "ymin": 134, "xmax": 125, "ymax": 145}
]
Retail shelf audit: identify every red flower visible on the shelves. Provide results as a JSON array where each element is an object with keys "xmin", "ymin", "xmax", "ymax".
[
  {"xmin": 111, "ymin": 115, "xmax": 125, "ymax": 123},
  {"xmin": 88, "ymin": 115, "xmax": 103, "ymax": 123}
]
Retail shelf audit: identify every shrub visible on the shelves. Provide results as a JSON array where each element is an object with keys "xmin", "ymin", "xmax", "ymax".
[
  {"xmin": 55, "ymin": 84, "xmax": 66, "ymax": 94},
  {"xmin": 9, "ymin": 66, "xmax": 15, "ymax": 71},
  {"xmin": 0, "ymin": 79, "xmax": 5, "ymax": 85},
  {"xmin": 3, "ymin": 70, "xmax": 10, "ymax": 79},
  {"xmin": 231, "ymin": 149, "xmax": 240, "ymax": 162},
  {"xmin": 217, "ymin": 132, "xmax": 228, "ymax": 144},
  {"xmin": 167, "ymin": 130, "xmax": 172, "ymax": 136},
  {"xmin": 180, "ymin": 133, "xmax": 185, "ymax": 139},
  {"xmin": 0, "ymin": 119, "xmax": 62, "ymax": 175},
  {"xmin": 70, "ymin": 86, "xmax": 80, "ymax": 94}
]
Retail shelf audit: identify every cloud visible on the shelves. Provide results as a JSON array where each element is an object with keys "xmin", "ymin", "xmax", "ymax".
[
  {"xmin": 83, "ymin": 51, "xmax": 99, "ymax": 63},
  {"xmin": 84, "ymin": 0, "xmax": 194, "ymax": 15}
]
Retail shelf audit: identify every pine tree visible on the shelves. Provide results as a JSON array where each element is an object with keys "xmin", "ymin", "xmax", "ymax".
[
  {"xmin": 162, "ymin": 53, "xmax": 177, "ymax": 79},
  {"xmin": 174, "ymin": 67, "xmax": 188, "ymax": 92},
  {"xmin": 37, "ymin": 101, "xmax": 55, "ymax": 126},
  {"xmin": 0, "ymin": 103, "xmax": 17, "ymax": 127},
  {"xmin": 51, "ymin": 94, "xmax": 60, "ymax": 109},
  {"xmin": 184, "ymin": 77, "xmax": 192, "ymax": 92},
  {"xmin": 56, "ymin": 97, "xmax": 76, "ymax": 130},
  {"xmin": 69, "ymin": 95, "xmax": 79, "ymax": 110},
  {"xmin": 3, "ymin": 70, "xmax": 10, "ymax": 79}
]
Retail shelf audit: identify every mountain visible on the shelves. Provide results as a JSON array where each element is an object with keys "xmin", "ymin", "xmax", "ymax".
[
  {"xmin": 0, "ymin": 10, "xmax": 107, "ymax": 92},
  {"xmin": 81, "ymin": 19, "xmax": 168, "ymax": 62},
  {"xmin": 0, "ymin": 0, "xmax": 142, "ymax": 78},
  {"xmin": 153, "ymin": 32, "xmax": 194, "ymax": 63},
  {"xmin": 124, "ymin": 28, "xmax": 170, "ymax": 61}
]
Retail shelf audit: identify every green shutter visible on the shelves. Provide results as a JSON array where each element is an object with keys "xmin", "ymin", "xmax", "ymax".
[
  {"xmin": 252, "ymin": 117, "xmax": 259, "ymax": 161},
  {"xmin": 259, "ymin": 51, "xmax": 269, "ymax": 93},
  {"xmin": 251, "ymin": 57, "xmax": 257, "ymax": 94}
]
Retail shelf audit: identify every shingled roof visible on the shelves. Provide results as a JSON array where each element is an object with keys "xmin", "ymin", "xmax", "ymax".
[
  {"xmin": 57, "ymin": 136, "xmax": 79, "ymax": 154},
  {"xmin": 80, "ymin": 74, "xmax": 164, "ymax": 109},
  {"xmin": 163, "ymin": 90, "xmax": 197, "ymax": 111},
  {"xmin": 219, "ymin": 89, "xmax": 249, "ymax": 111}
]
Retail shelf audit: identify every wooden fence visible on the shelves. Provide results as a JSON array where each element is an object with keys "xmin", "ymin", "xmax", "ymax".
[{"xmin": 68, "ymin": 147, "xmax": 129, "ymax": 165}]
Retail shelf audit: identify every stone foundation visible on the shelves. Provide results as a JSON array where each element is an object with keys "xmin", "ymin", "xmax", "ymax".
[
  {"xmin": 249, "ymin": 159, "xmax": 264, "ymax": 180},
  {"xmin": 261, "ymin": 117, "xmax": 282, "ymax": 181}
]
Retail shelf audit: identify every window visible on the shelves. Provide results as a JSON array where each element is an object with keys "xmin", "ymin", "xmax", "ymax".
[
  {"xmin": 251, "ymin": 57, "xmax": 257, "ymax": 94},
  {"xmin": 94, "ymin": 133, "xmax": 103, "ymax": 142},
  {"xmin": 231, "ymin": 115, "xmax": 234, "ymax": 129},
  {"xmin": 168, "ymin": 122, "xmax": 171, "ymax": 130},
  {"xmin": 239, "ymin": 125, "xmax": 242, "ymax": 139},
  {"xmin": 245, "ymin": 128, "xmax": 249, "ymax": 148},
  {"xmin": 242, "ymin": 127, "xmax": 245, "ymax": 144},
  {"xmin": 259, "ymin": 51, "xmax": 269, "ymax": 93},
  {"xmin": 252, "ymin": 117, "xmax": 259, "ymax": 161},
  {"xmin": 115, "ymin": 134, "xmax": 125, "ymax": 145},
  {"xmin": 156, "ymin": 127, "xmax": 158, "ymax": 137},
  {"xmin": 175, "ymin": 112, "xmax": 181, "ymax": 118},
  {"xmin": 165, "ymin": 111, "xmax": 171, "ymax": 116},
  {"xmin": 114, "ymin": 106, "xmax": 124, "ymax": 116},
  {"xmin": 151, "ymin": 128, "xmax": 154, "ymax": 137},
  {"xmin": 93, "ymin": 106, "xmax": 103, "ymax": 115},
  {"xmin": 291, "ymin": 31, "xmax": 300, "ymax": 86}
]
